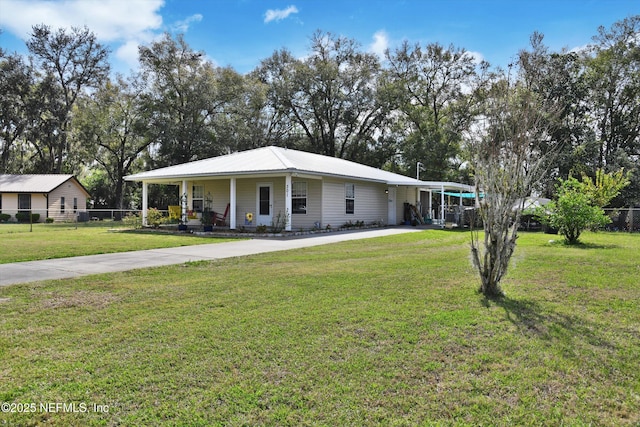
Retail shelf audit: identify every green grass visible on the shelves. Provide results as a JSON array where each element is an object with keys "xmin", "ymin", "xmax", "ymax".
[
  {"xmin": 0, "ymin": 222, "xmax": 239, "ymax": 263},
  {"xmin": 0, "ymin": 230, "xmax": 638, "ymax": 426}
]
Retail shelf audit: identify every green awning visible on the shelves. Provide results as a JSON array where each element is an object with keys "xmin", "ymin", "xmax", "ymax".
[{"xmin": 433, "ymin": 191, "xmax": 483, "ymax": 199}]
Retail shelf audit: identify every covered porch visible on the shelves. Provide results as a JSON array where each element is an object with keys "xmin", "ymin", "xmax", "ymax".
[
  {"xmin": 139, "ymin": 174, "xmax": 301, "ymax": 231},
  {"xmin": 412, "ymin": 181, "xmax": 477, "ymax": 226}
]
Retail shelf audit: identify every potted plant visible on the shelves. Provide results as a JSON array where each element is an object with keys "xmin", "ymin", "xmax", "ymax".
[{"xmin": 201, "ymin": 193, "xmax": 214, "ymax": 232}]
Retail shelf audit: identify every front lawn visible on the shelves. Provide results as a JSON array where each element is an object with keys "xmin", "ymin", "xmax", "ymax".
[
  {"xmin": 0, "ymin": 222, "xmax": 239, "ymax": 263},
  {"xmin": 0, "ymin": 230, "xmax": 638, "ymax": 425}
]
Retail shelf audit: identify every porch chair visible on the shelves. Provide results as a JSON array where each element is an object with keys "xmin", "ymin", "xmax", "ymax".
[
  {"xmin": 168, "ymin": 205, "xmax": 181, "ymax": 220},
  {"xmin": 213, "ymin": 203, "xmax": 230, "ymax": 226}
]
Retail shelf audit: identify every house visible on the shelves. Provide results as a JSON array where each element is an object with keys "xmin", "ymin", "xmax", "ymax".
[
  {"xmin": 124, "ymin": 146, "xmax": 474, "ymax": 230},
  {"xmin": 0, "ymin": 174, "xmax": 90, "ymax": 222}
]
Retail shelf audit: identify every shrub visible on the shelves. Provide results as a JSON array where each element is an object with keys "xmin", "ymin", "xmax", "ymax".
[
  {"xmin": 146, "ymin": 208, "xmax": 164, "ymax": 228},
  {"xmin": 534, "ymin": 177, "xmax": 611, "ymax": 244},
  {"xmin": 122, "ymin": 213, "xmax": 142, "ymax": 229},
  {"xmin": 46, "ymin": 217, "xmax": 54, "ymax": 223},
  {"xmin": 270, "ymin": 210, "xmax": 289, "ymax": 233},
  {"xmin": 15, "ymin": 212, "xmax": 40, "ymax": 223},
  {"xmin": 0, "ymin": 213, "xmax": 10, "ymax": 222}
]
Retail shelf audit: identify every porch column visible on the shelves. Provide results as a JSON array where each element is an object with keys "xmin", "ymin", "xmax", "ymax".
[
  {"xmin": 181, "ymin": 180, "xmax": 188, "ymax": 224},
  {"xmin": 428, "ymin": 190, "xmax": 433, "ymax": 220},
  {"xmin": 285, "ymin": 174, "xmax": 292, "ymax": 231},
  {"xmin": 440, "ymin": 184, "xmax": 445, "ymax": 227},
  {"xmin": 142, "ymin": 181, "xmax": 148, "ymax": 226},
  {"xmin": 229, "ymin": 177, "xmax": 237, "ymax": 229}
]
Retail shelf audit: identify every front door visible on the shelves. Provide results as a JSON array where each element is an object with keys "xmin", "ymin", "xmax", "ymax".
[
  {"xmin": 387, "ymin": 186, "xmax": 396, "ymax": 225},
  {"xmin": 256, "ymin": 183, "xmax": 273, "ymax": 226}
]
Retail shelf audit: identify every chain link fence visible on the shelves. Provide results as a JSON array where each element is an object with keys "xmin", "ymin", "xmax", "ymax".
[
  {"xmin": 0, "ymin": 209, "xmax": 145, "ymax": 223},
  {"xmin": 604, "ymin": 208, "xmax": 640, "ymax": 232}
]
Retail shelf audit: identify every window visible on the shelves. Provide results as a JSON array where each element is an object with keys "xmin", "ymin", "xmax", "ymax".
[
  {"xmin": 192, "ymin": 185, "xmax": 204, "ymax": 213},
  {"xmin": 259, "ymin": 186, "xmax": 270, "ymax": 215},
  {"xmin": 345, "ymin": 183, "xmax": 355, "ymax": 214},
  {"xmin": 18, "ymin": 194, "xmax": 31, "ymax": 211},
  {"xmin": 61, "ymin": 196, "xmax": 65, "ymax": 213},
  {"xmin": 292, "ymin": 182, "xmax": 307, "ymax": 214},
  {"xmin": 73, "ymin": 197, "xmax": 78, "ymax": 213}
]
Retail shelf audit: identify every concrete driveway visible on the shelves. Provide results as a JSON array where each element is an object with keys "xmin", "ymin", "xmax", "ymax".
[{"xmin": 0, "ymin": 227, "xmax": 421, "ymax": 287}]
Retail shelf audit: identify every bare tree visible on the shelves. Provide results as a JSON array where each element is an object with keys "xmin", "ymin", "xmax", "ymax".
[{"xmin": 467, "ymin": 71, "xmax": 557, "ymax": 297}]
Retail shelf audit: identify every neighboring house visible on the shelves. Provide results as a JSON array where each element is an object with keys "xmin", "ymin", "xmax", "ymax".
[
  {"xmin": 125, "ymin": 146, "xmax": 474, "ymax": 230},
  {"xmin": 0, "ymin": 174, "xmax": 90, "ymax": 222}
]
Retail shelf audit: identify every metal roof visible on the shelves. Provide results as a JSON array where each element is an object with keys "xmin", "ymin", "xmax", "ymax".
[
  {"xmin": 0, "ymin": 174, "xmax": 89, "ymax": 195},
  {"xmin": 125, "ymin": 146, "xmax": 474, "ymax": 191}
]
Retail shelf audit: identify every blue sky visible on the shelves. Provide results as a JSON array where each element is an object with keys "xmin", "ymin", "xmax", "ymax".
[{"xmin": 1, "ymin": 0, "xmax": 638, "ymax": 75}]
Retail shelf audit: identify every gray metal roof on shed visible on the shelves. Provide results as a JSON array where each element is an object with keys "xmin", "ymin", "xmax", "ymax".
[
  {"xmin": 125, "ymin": 146, "xmax": 474, "ymax": 192},
  {"xmin": 0, "ymin": 174, "xmax": 89, "ymax": 195}
]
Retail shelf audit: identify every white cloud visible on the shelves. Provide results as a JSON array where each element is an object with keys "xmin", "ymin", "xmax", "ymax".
[
  {"xmin": 171, "ymin": 14, "xmax": 203, "ymax": 33},
  {"xmin": 0, "ymin": 0, "xmax": 164, "ymax": 41},
  {"xmin": 569, "ymin": 43, "xmax": 590, "ymax": 55},
  {"xmin": 0, "ymin": 0, "xmax": 165, "ymax": 70},
  {"xmin": 264, "ymin": 5, "xmax": 298, "ymax": 24},
  {"xmin": 115, "ymin": 40, "xmax": 142, "ymax": 69},
  {"xmin": 464, "ymin": 50, "xmax": 485, "ymax": 65},
  {"xmin": 369, "ymin": 30, "xmax": 389, "ymax": 59}
]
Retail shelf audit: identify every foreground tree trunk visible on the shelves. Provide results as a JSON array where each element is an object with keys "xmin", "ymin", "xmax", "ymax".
[
  {"xmin": 470, "ymin": 187, "xmax": 521, "ymax": 297},
  {"xmin": 468, "ymin": 67, "xmax": 558, "ymax": 297}
]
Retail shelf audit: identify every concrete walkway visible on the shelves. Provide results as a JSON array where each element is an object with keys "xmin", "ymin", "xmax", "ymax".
[{"xmin": 0, "ymin": 227, "xmax": 421, "ymax": 287}]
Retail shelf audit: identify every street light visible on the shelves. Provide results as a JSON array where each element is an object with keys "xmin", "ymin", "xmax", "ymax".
[{"xmin": 416, "ymin": 162, "xmax": 425, "ymax": 180}]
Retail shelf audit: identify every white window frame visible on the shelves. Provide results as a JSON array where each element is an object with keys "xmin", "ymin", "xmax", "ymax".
[
  {"xmin": 345, "ymin": 183, "xmax": 355, "ymax": 214},
  {"xmin": 192, "ymin": 185, "xmax": 204, "ymax": 213},
  {"xmin": 18, "ymin": 194, "xmax": 31, "ymax": 211},
  {"xmin": 292, "ymin": 181, "xmax": 307, "ymax": 214}
]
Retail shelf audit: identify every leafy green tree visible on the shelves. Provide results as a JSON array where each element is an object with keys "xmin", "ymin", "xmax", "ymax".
[
  {"xmin": 207, "ymin": 71, "xmax": 294, "ymax": 153},
  {"xmin": 581, "ymin": 168, "xmax": 631, "ymax": 208},
  {"xmin": 517, "ymin": 32, "xmax": 594, "ymax": 196},
  {"xmin": 536, "ymin": 169, "xmax": 629, "ymax": 244},
  {"xmin": 385, "ymin": 41, "xmax": 479, "ymax": 180},
  {"xmin": 82, "ymin": 168, "xmax": 115, "ymax": 208},
  {"xmin": 584, "ymin": 15, "xmax": 640, "ymax": 206},
  {"xmin": 0, "ymin": 53, "xmax": 34, "ymax": 172},
  {"xmin": 256, "ymin": 31, "xmax": 392, "ymax": 165},
  {"xmin": 26, "ymin": 25, "xmax": 110, "ymax": 173},
  {"xmin": 537, "ymin": 177, "xmax": 611, "ymax": 244},
  {"xmin": 138, "ymin": 33, "xmax": 243, "ymax": 166},
  {"xmin": 74, "ymin": 75, "xmax": 150, "ymax": 208}
]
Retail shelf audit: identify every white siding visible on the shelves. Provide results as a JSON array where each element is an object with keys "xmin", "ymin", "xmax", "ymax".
[
  {"xmin": 0, "ymin": 193, "xmax": 48, "ymax": 222},
  {"xmin": 394, "ymin": 186, "xmax": 419, "ymax": 225},
  {"xmin": 233, "ymin": 178, "xmax": 254, "ymax": 227},
  {"xmin": 200, "ymin": 179, "xmax": 231, "ymax": 216},
  {"xmin": 0, "ymin": 193, "xmax": 17, "ymax": 215},
  {"xmin": 290, "ymin": 179, "xmax": 322, "ymax": 230},
  {"xmin": 233, "ymin": 177, "xmax": 286, "ymax": 228},
  {"xmin": 179, "ymin": 176, "xmax": 397, "ymax": 230},
  {"xmin": 321, "ymin": 178, "xmax": 388, "ymax": 228},
  {"xmin": 49, "ymin": 182, "xmax": 88, "ymax": 222}
]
